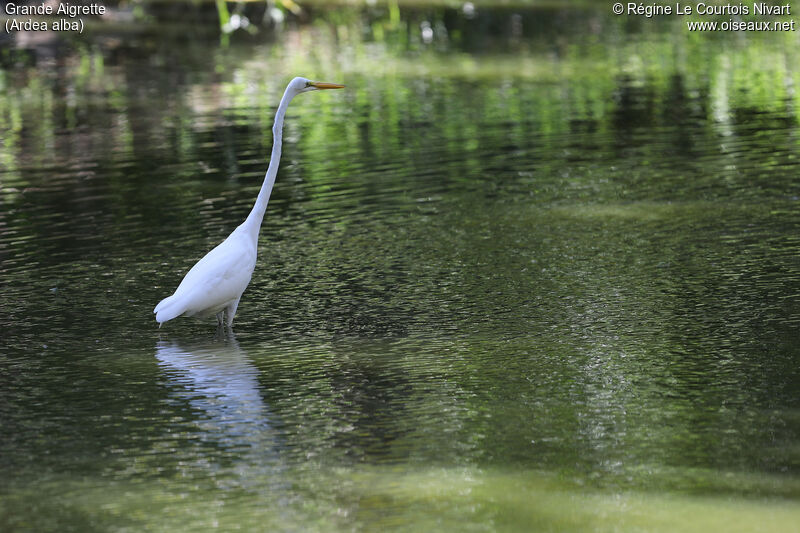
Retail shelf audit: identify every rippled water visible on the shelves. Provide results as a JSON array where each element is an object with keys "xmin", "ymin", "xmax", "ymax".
[{"xmin": 2, "ymin": 3, "xmax": 800, "ymax": 531}]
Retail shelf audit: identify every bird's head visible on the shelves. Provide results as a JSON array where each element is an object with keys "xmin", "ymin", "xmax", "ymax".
[{"xmin": 290, "ymin": 76, "xmax": 345, "ymax": 95}]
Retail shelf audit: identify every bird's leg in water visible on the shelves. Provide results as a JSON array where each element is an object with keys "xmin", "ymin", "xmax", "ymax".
[
  {"xmin": 226, "ymin": 297, "xmax": 241, "ymax": 327},
  {"xmin": 216, "ymin": 311, "xmax": 224, "ymax": 326}
]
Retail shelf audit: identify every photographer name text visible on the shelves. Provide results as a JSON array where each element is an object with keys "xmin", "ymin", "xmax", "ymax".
[
  {"xmin": 611, "ymin": 2, "xmax": 796, "ymax": 31},
  {"xmin": 621, "ymin": 2, "xmax": 789, "ymax": 17}
]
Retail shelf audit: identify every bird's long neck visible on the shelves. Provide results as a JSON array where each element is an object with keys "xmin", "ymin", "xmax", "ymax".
[{"xmin": 242, "ymin": 87, "xmax": 296, "ymax": 239}]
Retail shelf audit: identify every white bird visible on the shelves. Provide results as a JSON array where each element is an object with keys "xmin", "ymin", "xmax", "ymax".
[{"xmin": 154, "ymin": 77, "xmax": 345, "ymax": 327}]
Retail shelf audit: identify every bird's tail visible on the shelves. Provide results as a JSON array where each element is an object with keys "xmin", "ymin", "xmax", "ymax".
[{"xmin": 154, "ymin": 295, "xmax": 186, "ymax": 325}]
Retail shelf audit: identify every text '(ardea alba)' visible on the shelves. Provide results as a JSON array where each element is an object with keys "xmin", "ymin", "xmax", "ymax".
[{"xmin": 154, "ymin": 77, "xmax": 345, "ymax": 327}]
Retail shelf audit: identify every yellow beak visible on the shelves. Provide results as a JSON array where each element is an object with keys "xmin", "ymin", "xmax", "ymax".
[{"xmin": 310, "ymin": 81, "xmax": 345, "ymax": 90}]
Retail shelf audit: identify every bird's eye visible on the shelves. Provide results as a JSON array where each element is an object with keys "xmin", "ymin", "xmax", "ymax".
[{"xmin": 305, "ymin": 81, "xmax": 311, "ymax": 87}]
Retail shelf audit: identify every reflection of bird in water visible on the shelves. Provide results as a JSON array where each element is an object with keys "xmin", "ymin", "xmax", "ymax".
[{"xmin": 155, "ymin": 328, "xmax": 283, "ymax": 490}]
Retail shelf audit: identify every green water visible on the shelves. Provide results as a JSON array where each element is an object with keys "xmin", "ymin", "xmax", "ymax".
[{"xmin": 2, "ymin": 2, "xmax": 800, "ymax": 531}]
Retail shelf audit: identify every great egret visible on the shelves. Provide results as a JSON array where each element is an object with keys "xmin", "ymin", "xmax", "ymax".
[{"xmin": 154, "ymin": 77, "xmax": 345, "ymax": 327}]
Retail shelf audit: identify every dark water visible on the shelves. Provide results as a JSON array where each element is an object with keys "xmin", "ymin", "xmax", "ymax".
[{"xmin": 2, "ymin": 3, "xmax": 800, "ymax": 531}]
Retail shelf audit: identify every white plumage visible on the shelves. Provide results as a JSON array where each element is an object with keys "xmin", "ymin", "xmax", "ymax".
[{"xmin": 154, "ymin": 77, "xmax": 345, "ymax": 327}]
